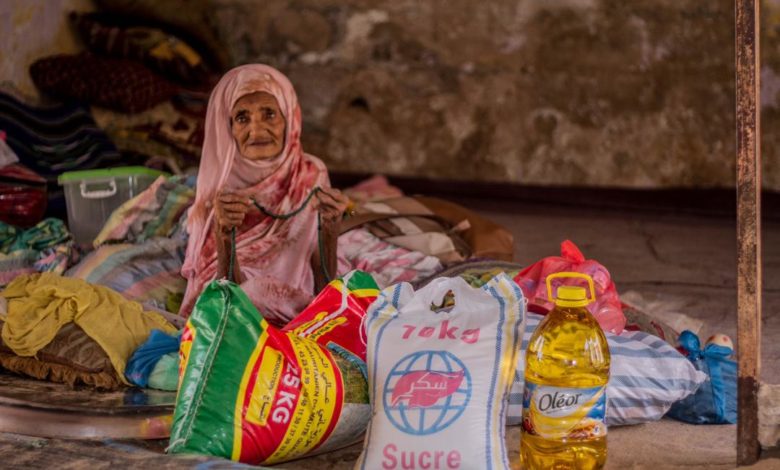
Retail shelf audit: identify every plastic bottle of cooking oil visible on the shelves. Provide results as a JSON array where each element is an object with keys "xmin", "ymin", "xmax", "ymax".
[{"xmin": 520, "ymin": 272, "xmax": 611, "ymax": 470}]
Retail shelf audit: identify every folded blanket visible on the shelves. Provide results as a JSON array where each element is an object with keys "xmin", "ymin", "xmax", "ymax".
[
  {"xmin": 91, "ymin": 101, "xmax": 205, "ymax": 169},
  {"xmin": 65, "ymin": 238, "xmax": 186, "ymax": 309},
  {"xmin": 64, "ymin": 175, "xmax": 192, "ymax": 311},
  {"xmin": 1, "ymin": 272, "xmax": 176, "ymax": 383},
  {"xmin": 0, "ymin": 88, "xmax": 124, "ymax": 180},
  {"xmin": 337, "ymin": 228, "xmax": 442, "ymax": 288}
]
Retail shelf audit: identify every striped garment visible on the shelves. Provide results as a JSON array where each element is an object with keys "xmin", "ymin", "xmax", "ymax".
[
  {"xmin": 336, "ymin": 228, "xmax": 443, "ymax": 288},
  {"xmin": 506, "ymin": 313, "xmax": 708, "ymax": 426},
  {"xmin": 0, "ymin": 88, "xmax": 125, "ymax": 181},
  {"xmin": 0, "ymin": 251, "xmax": 38, "ymax": 287},
  {"xmin": 65, "ymin": 238, "xmax": 186, "ymax": 310}
]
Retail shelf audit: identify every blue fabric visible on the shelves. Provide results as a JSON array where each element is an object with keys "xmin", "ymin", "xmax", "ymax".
[
  {"xmin": 125, "ymin": 329, "xmax": 180, "ymax": 387},
  {"xmin": 667, "ymin": 330, "xmax": 737, "ymax": 424}
]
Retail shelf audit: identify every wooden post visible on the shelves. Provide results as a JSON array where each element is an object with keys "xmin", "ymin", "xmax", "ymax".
[{"xmin": 735, "ymin": 0, "xmax": 762, "ymax": 465}]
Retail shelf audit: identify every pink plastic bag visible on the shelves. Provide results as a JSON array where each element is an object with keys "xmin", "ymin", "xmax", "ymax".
[{"xmin": 513, "ymin": 240, "xmax": 626, "ymax": 334}]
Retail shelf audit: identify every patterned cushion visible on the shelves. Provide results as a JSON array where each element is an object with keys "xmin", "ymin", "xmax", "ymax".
[
  {"xmin": 94, "ymin": 0, "xmax": 230, "ymax": 71},
  {"xmin": 30, "ymin": 53, "xmax": 177, "ymax": 113},
  {"xmin": 91, "ymin": 101, "xmax": 205, "ymax": 170},
  {"xmin": 70, "ymin": 12, "xmax": 211, "ymax": 86},
  {"xmin": 0, "ymin": 320, "xmax": 123, "ymax": 390}
]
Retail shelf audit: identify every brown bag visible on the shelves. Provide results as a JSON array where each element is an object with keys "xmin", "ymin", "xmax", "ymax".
[
  {"xmin": 340, "ymin": 197, "xmax": 472, "ymax": 264},
  {"xmin": 415, "ymin": 196, "xmax": 515, "ymax": 262},
  {"xmin": 340, "ymin": 196, "xmax": 514, "ymax": 264}
]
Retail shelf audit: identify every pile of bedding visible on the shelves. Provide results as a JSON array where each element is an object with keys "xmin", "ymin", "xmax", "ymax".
[
  {"xmin": 24, "ymin": 8, "xmax": 220, "ymax": 178},
  {"xmin": 0, "ymin": 3, "xmax": 222, "ymax": 233}
]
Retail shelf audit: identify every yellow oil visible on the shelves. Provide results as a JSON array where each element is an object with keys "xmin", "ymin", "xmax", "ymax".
[{"xmin": 520, "ymin": 305, "xmax": 611, "ymax": 470}]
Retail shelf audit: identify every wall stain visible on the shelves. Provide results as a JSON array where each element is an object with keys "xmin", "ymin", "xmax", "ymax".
[
  {"xmin": 207, "ymin": 0, "xmax": 765, "ymax": 188},
  {"xmin": 5, "ymin": 0, "xmax": 780, "ymax": 188}
]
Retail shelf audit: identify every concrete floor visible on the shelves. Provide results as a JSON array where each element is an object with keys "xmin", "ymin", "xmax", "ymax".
[
  {"xmin": 283, "ymin": 197, "xmax": 780, "ymax": 469},
  {"xmin": 490, "ymin": 199, "xmax": 780, "ymax": 469},
  {"xmin": 488, "ymin": 199, "xmax": 780, "ymax": 385},
  {"xmin": 2, "ymin": 197, "xmax": 779, "ymax": 469}
]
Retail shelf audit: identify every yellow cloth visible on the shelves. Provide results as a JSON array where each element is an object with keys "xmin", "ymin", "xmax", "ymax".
[{"xmin": 1, "ymin": 273, "xmax": 177, "ymax": 384}]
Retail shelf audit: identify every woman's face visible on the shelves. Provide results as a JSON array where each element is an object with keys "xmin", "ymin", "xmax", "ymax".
[{"xmin": 230, "ymin": 91, "xmax": 286, "ymax": 161}]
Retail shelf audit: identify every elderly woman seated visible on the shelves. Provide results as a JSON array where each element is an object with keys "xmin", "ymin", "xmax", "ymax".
[
  {"xmin": 179, "ymin": 64, "xmax": 351, "ymax": 324},
  {"xmin": 179, "ymin": 64, "xmax": 450, "ymax": 325}
]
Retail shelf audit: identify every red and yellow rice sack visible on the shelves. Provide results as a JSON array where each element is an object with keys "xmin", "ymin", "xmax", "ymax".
[{"xmin": 170, "ymin": 271, "xmax": 378, "ymax": 465}]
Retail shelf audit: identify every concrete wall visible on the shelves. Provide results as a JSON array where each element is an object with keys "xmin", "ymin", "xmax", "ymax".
[
  {"xmin": 0, "ymin": 0, "xmax": 94, "ymax": 98},
  {"xmin": 3, "ymin": 0, "xmax": 780, "ymax": 189},
  {"xmin": 213, "ymin": 0, "xmax": 780, "ymax": 190}
]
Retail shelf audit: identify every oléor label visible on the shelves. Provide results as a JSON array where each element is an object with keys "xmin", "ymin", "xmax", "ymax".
[{"xmin": 522, "ymin": 381, "xmax": 607, "ymax": 440}]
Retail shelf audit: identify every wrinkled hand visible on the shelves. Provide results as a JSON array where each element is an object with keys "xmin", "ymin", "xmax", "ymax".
[
  {"xmin": 213, "ymin": 191, "xmax": 251, "ymax": 233},
  {"xmin": 314, "ymin": 187, "xmax": 349, "ymax": 222}
]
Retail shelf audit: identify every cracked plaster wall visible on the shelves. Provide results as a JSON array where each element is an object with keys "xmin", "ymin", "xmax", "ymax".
[
  {"xmin": 5, "ymin": 0, "xmax": 780, "ymax": 189},
  {"xmin": 0, "ymin": 0, "xmax": 94, "ymax": 98},
  {"xmin": 213, "ymin": 0, "xmax": 780, "ymax": 189}
]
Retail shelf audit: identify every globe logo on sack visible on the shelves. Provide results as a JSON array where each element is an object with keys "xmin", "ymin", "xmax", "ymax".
[{"xmin": 383, "ymin": 350, "xmax": 471, "ymax": 435}]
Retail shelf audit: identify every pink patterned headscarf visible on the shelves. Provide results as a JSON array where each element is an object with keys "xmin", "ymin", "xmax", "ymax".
[{"xmin": 180, "ymin": 64, "xmax": 328, "ymax": 324}]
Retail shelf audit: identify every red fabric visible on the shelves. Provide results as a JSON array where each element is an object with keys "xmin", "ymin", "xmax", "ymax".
[
  {"xmin": 30, "ymin": 53, "xmax": 177, "ymax": 113},
  {"xmin": 0, "ymin": 164, "xmax": 46, "ymax": 228}
]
